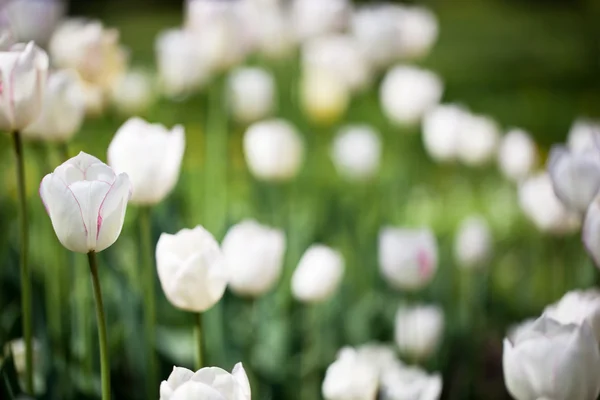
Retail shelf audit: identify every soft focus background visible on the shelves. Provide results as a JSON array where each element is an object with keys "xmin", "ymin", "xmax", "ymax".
[{"xmin": 1, "ymin": 0, "xmax": 600, "ymax": 399}]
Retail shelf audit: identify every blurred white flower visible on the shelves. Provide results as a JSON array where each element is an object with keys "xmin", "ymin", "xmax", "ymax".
[
  {"xmin": 497, "ymin": 128, "xmax": 537, "ymax": 182},
  {"xmin": 0, "ymin": 41, "xmax": 48, "ymax": 132},
  {"xmin": 39, "ymin": 152, "xmax": 132, "ymax": 253},
  {"xmin": 380, "ymin": 361, "xmax": 442, "ymax": 400},
  {"xmin": 453, "ymin": 215, "xmax": 493, "ymax": 270},
  {"xmin": 331, "ymin": 124, "xmax": 381, "ymax": 182},
  {"xmin": 395, "ymin": 6, "xmax": 439, "ymax": 60},
  {"xmin": 456, "ymin": 113, "xmax": 500, "ymax": 166},
  {"xmin": 3, "ymin": 0, "xmax": 64, "ymax": 46},
  {"xmin": 380, "ymin": 66, "xmax": 443, "ymax": 126},
  {"xmin": 583, "ymin": 194, "xmax": 600, "ymax": 267},
  {"xmin": 518, "ymin": 172, "xmax": 580, "ymax": 235},
  {"xmin": 227, "ymin": 67, "xmax": 276, "ymax": 124},
  {"xmin": 292, "ymin": 244, "xmax": 344, "ymax": 303},
  {"xmin": 81, "ymin": 82, "xmax": 106, "ymax": 117},
  {"xmin": 23, "ymin": 69, "xmax": 84, "ymax": 142},
  {"xmin": 243, "ymin": 118, "xmax": 304, "ymax": 182},
  {"xmin": 337, "ymin": 343, "xmax": 398, "ymax": 380},
  {"xmin": 301, "ymin": 67, "xmax": 350, "ymax": 125},
  {"xmin": 394, "ymin": 304, "xmax": 444, "ymax": 361},
  {"xmin": 544, "ymin": 289, "xmax": 600, "ymax": 342},
  {"xmin": 503, "ymin": 315, "xmax": 600, "ymax": 400},
  {"xmin": 303, "ymin": 34, "xmax": 371, "ymax": 92},
  {"xmin": 108, "ymin": 117, "xmax": 185, "ymax": 206},
  {"xmin": 160, "ymin": 363, "xmax": 250, "ymax": 400},
  {"xmin": 222, "ymin": 220, "xmax": 286, "ymax": 297},
  {"xmin": 291, "ymin": 0, "xmax": 350, "ymax": 42},
  {"xmin": 421, "ymin": 104, "xmax": 469, "ymax": 163},
  {"xmin": 110, "ymin": 69, "xmax": 155, "ymax": 116},
  {"xmin": 6, "ymin": 339, "xmax": 41, "ymax": 377},
  {"xmin": 378, "ymin": 227, "xmax": 438, "ymax": 290},
  {"xmin": 547, "ymin": 145, "xmax": 600, "ymax": 214},
  {"xmin": 322, "ymin": 347, "xmax": 379, "ymax": 400},
  {"xmin": 247, "ymin": 3, "xmax": 294, "ymax": 60},
  {"xmin": 156, "ymin": 226, "xmax": 227, "ymax": 313},
  {"xmin": 567, "ymin": 118, "xmax": 600, "ymax": 154}
]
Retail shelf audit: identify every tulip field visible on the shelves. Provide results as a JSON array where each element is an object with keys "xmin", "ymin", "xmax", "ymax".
[{"xmin": 1, "ymin": 0, "xmax": 600, "ymax": 399}]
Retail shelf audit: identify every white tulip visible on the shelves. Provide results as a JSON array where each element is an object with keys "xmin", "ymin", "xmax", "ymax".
[
  {"xmin": 302, "ymin": 34, "xmax": 372, "ymax": 92},
  {"xmin": 583, "ymin": 194, "xmax": 600, "ymax": 266},
  {"xmin": 227, "ymin": 67, "xmax": 276, "ymax": 124},
  {"xmin": 544, "ymin": 289, "xmax": 600, "ymax": 343},
  {"xmin": 81, "ymin": 82, "xmax": 107, "ymax": 117},
  {"xmin": 547, "ymin": 145, "xmax": 600, "ymax": 214},
  {"xmin": 250, "ymin": 5, "xmax": 295, "ymax": 60},
  {"xmin": 291, "ymin": 0, "xmax": 350, "ymax": 42},
  {"xmin": 222, "ymin": 220, "xmax": 286, "ymax": 297},
  {"xmin": 378, "ymin": 227, "xmax": 438, "ymax": 290},
  {"xmin": 292, "ymin": 244, "xmax": 344, "ymax": 303},
  {"xmin": 503, "ymin": 315, "xmax": 600, "ymax": 400},
  {"xmin": 160, "ymin": 363, "xmax": 251, "ymax": 400},
  {"xmin": 421, "ymin": 104, "xmax": 469, "ymax": 163},
  {"xmin": 380, "ymin": 66, "xmax": 443, "ymax": 126},
  {"xmin": 567, "ymin": 118, "xmax": 600, "ymax": 154},
  {"xmin": 380, "ymin": 361, "xmax": 442, "ymax": 400},
  {"xmin": 497, "ymin": 128, "xmax": 537, "ymax": 182},
  {"xmin": 107, "ymin": 117, "xmax": 185, "ymax": 206},
  {"xmin": 0, "ymin": 41, "xmax": 48, "ymax": 132},
  {"xmin": 23, "ymin": 69, "xmax": 85, "ymax": 142},
  {"xmin": 322, "ymin": 347, "xmax": 379, "ymax": 400},
  {"xmin": 243, "ymin": 119, "xmax": 304, "ymax": 182},
  {"xmin": 39, "ymin": 152, "xmax": 132, "ymax": 253},
  {"xmin": 110, "ymin": 69, "xmax": 155, "ymax": 116},
  {"xmin": 3, "ymin": 0, "xmax": 64, "ymax": 46},
  {"xmin": 156, "ymin": 226, "xmax": 227, "ymax": 313},
  {"xmin": 301, "ymin": 67, "xmax": 350, "ymax": 125},
  {"xmin": 394, "ymin": 304, "xmax": 444, "ymax": 361},
  {"xmin": 6, "ymin": 338, "xmax": 41, "ymax": 377},
  {"xmin": 518, "ymin": 172, "xmax": 580, "ymax": 235},
  {"xmin": 395, "ymin": 6, "xmax": 439, "ymax": 60},
  {"xmin": 453, "ymin": 215, "xmax": 492, "ymax": 270},
  {"xmin": 456, "ymin": 113, "xmax": 500, "ymax": 166},
  {"xmin": 331, "ymin": 124, "xmax": 382, "ymax": 182},
  {"xmin": 337, "ymin": 343, "xmax": 398, "ymax": 379}
]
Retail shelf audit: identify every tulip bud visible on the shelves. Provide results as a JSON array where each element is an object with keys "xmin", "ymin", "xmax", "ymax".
[
  {"xmin": 456, "ymin": 113, "xmax": 500, "ymax": 166},
  {"xmin": 156, "ymin": 226, "xmax": 227, "ymax": 313},
  {"xmin": 339, "ymin": 343, "xmax": 398, "ymax": 378},
  {"xmin": 497, "ymin": 128, "xmax": 537, "ymax": 182},
  {"xmin": 322, "ymin": 347, "xmax": 379, "ymax": 400},
  {"xmin": 222, "ymin": 220, "xmax": 286, "ymax": 297},
  {"xmin": 547, "ymin": 145, "xmax": 600, "ymax": 214},
  {"xmin": 107, "ymin": 117, "xmax": 185, "ymax": 206},
  {"xmin": 23, "ymin": 69, "xmax": 85, "ymax": 142},
  {"xmin": 243, "ymin": 119, "xmax": 304, "ymax": 182},
  {"xmin": 422, "ymin": 104, "xmax": 468, "ymax": 163},
  {"xmin": 395, "ymin": 6, "xmax": 439, "ymax": 60},
  {"xmin": 380, "ymin": 362, "xmax": 442, "ymax": 400},
  {"xmin": 331, "ymin": 124, "xmax": 382, "ymax": 182},
  {"xmin": 543, "ymin": 289, "xmax": 600, "ymax": 343},
  {"xmin": 583, "ymin": 194, "xmax": 600, "ymax": 266},
  {"xmin": 0, "ymin": 41, "xmax": 48, "ymax": 132},
  {"xmin": 567, "ymin": 118, "xmax": 600, "ymax": 154},
  {"xmin": 39, "ymin": 152, "xmax": 132, "ymax": 253},
  {"xmin": 291, "ymin": 0, "xmax": 350, "ymax": 42},
  {"xmin": 503, "ymin": 316, "xmax": 600, "ymax": 400},
  {"xmin": 453, "ymin": 215, "xmax": 493, "ymax": 270},
  {"xmin": 3, "ymin": 0, "xmax": 64, "ymax": 46},
  {"xmin": 378, "ymin": 227, "xmax": 438, "ymax": 290},
  {"xmin": 227, "ymin": 67, "xmax": 276, "ymax": 124},
  {"xmin": 301, "ymin": 67, "xmax": 350, "ymax": 125},
  {"xmin": 518, "ymin": 172, "xmax": 580, "ymax": 235},
  {"xmin": 110, "ymin": 69, "xmax": 156, "ymax": 116},
  {"xmin": 394, "ymin": 304, "xmax": 444, "ymax": 361},
  {"xmin": 380, "ymin": 66, "xmax": 443, "ymax": 126},
  {"xmin": 160, "ymin": 362, "xmax": 251, "ymax": 400},
  {"xmin": 292, "ymin": 244, "xmax": 344, "ymax": 303}
]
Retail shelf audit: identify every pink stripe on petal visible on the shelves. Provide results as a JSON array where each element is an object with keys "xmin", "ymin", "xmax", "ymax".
[
  {"xmin": 417, "ymin": 249, "xmax": 432, "ymax": 279},
  {"xmin": 96, "ymin": 180, "xmax": 116, "ymax": 240}
]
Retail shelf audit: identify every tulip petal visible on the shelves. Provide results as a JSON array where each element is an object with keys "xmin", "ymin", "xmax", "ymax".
[
  {"xmin": 166, "ymin": 366, "xmax": 194, "ymax": 391},
  {"xmin": 191, "ymin": 366, "xmax": 249, "ymax": 400},
  {"xmin": 95, "ymin": 173, "xmax": 131, "ymax": 252},
  {"xmin": 170, "ymin": 381, "xmax": 227, "ymax": 400},
  {"xmin": 0, "ymin": 52, "xmax": 19, "ymax": 130},
  {"xmin": 583, "ymin": 196, "xmax": 600, "ymax": 267},
  {"xmin": 231, "ymin": 363, "xmax": 251, "ymax": 400}
]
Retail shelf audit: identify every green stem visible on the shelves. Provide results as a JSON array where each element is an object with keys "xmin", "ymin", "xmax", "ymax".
[
  {"xmin": 59, "ymin": 141, "xmax": 70, "ymax": 161},
  {"xmin": 87, "ymin": 252, "xmax": 110, "ymax": 400},
  {"xmin": 11, "ymin": 130, "xmax": 33, "ymax": 394},
  {"xmin": 139, "ymin": 207, "xmax": 157, "ymax": 399},
  {"xmin": 195, "ymin": 313, "xmax": 203, "ymax": 371}
]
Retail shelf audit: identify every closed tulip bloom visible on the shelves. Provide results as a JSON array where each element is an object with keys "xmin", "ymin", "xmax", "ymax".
[
  {"xmin": 108, "ymin": 117, "xmax": 185, "ymax": 205},
  {"xmin": 497, "ymin": 128, "xmax": 537, "ymax": 182},
  {"xmin": 227, "ymin": 67, "xmax": 276, "ymax": 124},
  {"xmin": 503, "ymin": 316, "xmax": 600, "ymax": 400},
  {"xmin": 160, "ymin": 363, "xmax": 250, "ymax": 400},
  {"xmin": 301, "ymin": 67, "xmax": 350, "ymax": 125},
  {"xmin": 322, "ymin": 347, "xmax": 379, "ymax": 400},
  {"xmin": 547, "ymin": 145, "xmax": 600, "ymax": 214},
  {"xmin": 567, "ymin": 118, "xmax": 600, "ymax": 154},
  {"xmin": 243, "ymin": 119, "xmax": 304, "ymax": 182},
  {"xmin": 292, "ymin": 244, "xmax": 344, "ymax": 303},
  {"xmin": 518, "ymin": 173, "xmax": 580, "ymax": 235},
  {"xmin": 394, "ymin": 304, "xmax": 444, "ymax": 361},
  {"xmin": 380, "ymin": 66, "xmax": 443, "ymax": 126},
  {"xmin": 583, "ymin": 194, "xmax": 600, "ymax": 267},
  {"xmin": 291, "ymin": 0, "xmax": 350, "ymax": 42},
  {"xmin": 544, "ymin": 289, "xmax": 600, "ymax": 342},
  {"xmin": 110, "ymin": 69, "xmax": 155, "ymax": 116},
  {"xmin": 156, "ymin": 226, "xmax": 227, "ymax": 312},
  {"xmin": 0, "ymin": 41, "xmax": 48, "ymax": 132},
  {"xmin": 378, "ymin": 227, "xmax": 438, "ymax": 290},
  {"xmin": 222, "ymin": 220, "xmax": 286, "ymax": 297},
  {"xmin": 380, "ymin": 362, "xmax": 442, "ymax": 400},
  {"xmin": 39, "ymin": 152, "xmax": 132, "ymax": 253},
  {"xmin": 23, "ymin": 69, "xmax": 85, "ymax": 142},
  {"xmin": 331, "ymin": 124, "xmax": 382, "ymax": 182},
  {"xmin": 456, "ymin": 113, "xmax": 500, "ymax": 166},
  {"xmin": 453, "ymin": 215, "xmax": 493, "ymax": 270},
  {"xmin": 3, "ymin": 0, "xmax": 64, "ymax": 46},
  {"xmin": 395, "ymin": 6, "xmax": 439, "ymax": 60},
  {"xmin": 422, "ymin": 104, "xmax": 468, "ymax": 163}
]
